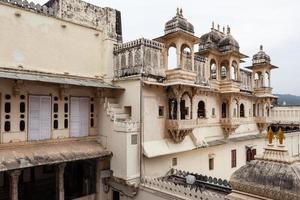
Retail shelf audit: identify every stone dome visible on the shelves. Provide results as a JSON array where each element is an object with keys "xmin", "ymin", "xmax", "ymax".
[
  {"xmin": 252, "ymin": 45, "xmax": 271, "ymax": 65},
  {"xmin": 229, "ymin": 146, "xmax": 300, "ymax": 200},
  {"xmin": 200, "ymin": 29, "xmax": 225, "ymax": 50},
  {"xmin": 164, "ymin": 8, "xmax": 194, "ymax": 35},
  {"xmin": 218, "ymin": 32, "xmax": 239, "ymax": 52}
]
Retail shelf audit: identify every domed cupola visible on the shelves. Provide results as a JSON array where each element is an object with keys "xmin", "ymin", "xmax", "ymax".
[
  {"xmin": 218, "ymin": 26, "xmax": 239, "ymax": 52},
  {"xmin": 252, "ymin": 45, "xmax": 271, "ymax": 65},
  {"xmin": 199, "ymin": 23, "xmax": 226, "ymax": 50},
  {"xmin": 164, "ymin": 8, "xmax": 194, "ymax": 35}
]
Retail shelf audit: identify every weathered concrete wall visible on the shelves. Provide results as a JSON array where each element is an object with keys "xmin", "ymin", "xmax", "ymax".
[{"xmin": 46, "ymin": 0, "xmax": 122, "ymax": 41}]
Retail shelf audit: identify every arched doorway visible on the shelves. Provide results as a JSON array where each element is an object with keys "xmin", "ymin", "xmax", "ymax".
[
  {"xmin": 222, "ymin": 102, "xmax": 227, "ymax": 118},
  {"xmin": 197, "ymin": 101, "xmax": 206, "ymax": 118},
  {"xmin": 240, "ymin": 104, "xmax": 245, "ymax": 117}
]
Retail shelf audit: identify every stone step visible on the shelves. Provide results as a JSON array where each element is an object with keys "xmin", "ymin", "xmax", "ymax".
[{"xmin": 115, "ymin": 113, "xmax": 130, "ymax": 120}]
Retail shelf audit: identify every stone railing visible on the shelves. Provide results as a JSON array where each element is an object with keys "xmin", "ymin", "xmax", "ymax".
[
  {"xmin": 1, "ymin": 0, "xmax": 55, "ymax": 16},
  {"xmin": 114, "ymin": 66, "xmax": 142, "ymax": 78},
  {"xmin": 171, "ymin": 169, "xmax": 231, "ymax": 191},
  {"xmin": 114, "ymin": 120, "xmax": 140, "ymax": 133},
  {"xmin": 141, "ymin": 177, "xmax": 225, "ymax": 200},
  {"xmin": 220, "ymin": 118, "xmax": 240, "ymax": 126},
  {"xmin": 166, "ymin": 119, "xmax": 209, "ymax": 130},
  {"xmin": 114, "ymin": 38, "xmax": 164, "ymax": 52}
]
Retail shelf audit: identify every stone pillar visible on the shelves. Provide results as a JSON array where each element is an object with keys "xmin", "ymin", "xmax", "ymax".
[
  {"xmin": 9, "ymin": 170, "xmax": 21, "ymax": 200},
  {"xmin": 191, "ymin": 46, "xmax": 195, "ymax": 72},
  {"xmin": 56, "ymin": 163, "xmax": 66, "ymax": 200},
  {"xmin": 176, "ymin": 44, "xmax": 181, "ymax": 69},
  {"xmin": 177, "ymin": 97, "xmax": 181, "ymax": 120}
]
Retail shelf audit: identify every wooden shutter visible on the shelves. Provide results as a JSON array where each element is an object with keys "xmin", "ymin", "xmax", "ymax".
[
  {"xmin": 231, "ymin": 149, "xmax": 237, "ymax": 168},
  {"xmin": 79, "ymin": 97, "xmax": 89, "ymax": 137},
  {"xmin": 28, "ymin": 96, "xmax": 51, "ymax": 141}
]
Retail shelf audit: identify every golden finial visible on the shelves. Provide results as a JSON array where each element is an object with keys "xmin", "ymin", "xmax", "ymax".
[
  {"xmin": 277, "ymin": 128, "xmax": 285, "ymax": 145},
  {"xmin": 267, "ymin": 127, "xmax": 274, "ymax": 145}
]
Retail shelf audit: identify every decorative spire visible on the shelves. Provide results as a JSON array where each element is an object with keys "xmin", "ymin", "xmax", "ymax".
[
  {"xmin": 212, "ymin": 21, "xmax": 215, "ymax": 29},
  {"xmin": 217, "ymin": 24, "xmax": 220, "ymax": 31},
  {"xmin": 267, "ymin": 127, "xmax": 274, "ymax": 145},
  {"xmin": 180, "ymin": 8, "xmax": 183, "ymax": 16},
  {"xmin": 176, "ymin": 7, "xmax": 180, "ymax": 16},
  {"xmin": 227, "ymin": 25, "xmax": 231, "ymax": 34},
  {"xmin": 260, "ymin": 45, "xmax": 263, "ymax": 51},
  {"xmin": 223, "ymin": 26, "xmax": 225, "ymax": 33},
  {"xmin": 277, "ymin": 128, "xmax": 285, "ymax": 145}
]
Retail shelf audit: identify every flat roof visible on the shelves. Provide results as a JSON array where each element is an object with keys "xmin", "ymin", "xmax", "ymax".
[{"xmin": 0, "ymin": 67, "xmax": 122, "ymax": 89}]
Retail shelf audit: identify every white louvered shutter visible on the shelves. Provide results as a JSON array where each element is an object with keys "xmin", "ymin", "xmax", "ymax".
[
  {"xmin": 40, "ymin": 96, "xmax": 51, "ymax": 140},
  {"xmin": 70, "ymin": 97, "xmax": 89, "ymax": 137},
  {"xmin": 28, "ymin": 96, "xmax": 41, "ymax": 141},
  {"xmin": 80, "ymin": 97, "xmax": 89, "ymax": 137},
  {"xmin": 28, "ymin": 96, "xmax": 51, "ymax": 141}
]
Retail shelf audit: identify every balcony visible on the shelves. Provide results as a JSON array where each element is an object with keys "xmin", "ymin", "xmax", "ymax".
[
  {"xmin": 254, "ymin": 87, "xmax": 272, "ymax": 96},
  {"xmin": 219, "ymin": 80, "xmax": 240, "ymax": 93},
  {"xmin": 165, "ymin": 68, "xmax": 197, "ymax": 84},
  {"xmin": 220, "ymin": 118, "xmax": 240, "ymax": 138},
  {"xmin": 166, "ymin": 119, "xmax": 208, "ymax": 143},
  {"xmin": 255, "ymin": 116, "xmax": 271, "ymax": 133}
]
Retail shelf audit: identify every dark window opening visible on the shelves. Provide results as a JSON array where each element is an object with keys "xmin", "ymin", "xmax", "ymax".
[
  {"xmin": 64, "ymin": 114, "xmax": 68, "ymax": 118},
  {"xmin": 197, "ymin": 101, "xmax": 206, "ymax": 118},
  {"xmin": 90, "ymin": 98, "xmax": 94, "ymax": 102},
  {"xmin": 20, "ymin": 102, "xmax": 26, "ymax": 113},
  {"xmin": 64, "ymin": 103, "xmax": 68, "ymax": 113},
  {"xmin": 4, "ymin": 121, "xmax": 10, "ymax": 132},
  {"xmin": 113, "ymin": 191, "xmax": 120, "ymax": 200},
  {"xmin": 20, "ymin": 120, "xmax": 25, "ymax": 131},
  {"xmin": 90, "ymin": 104, "xmax": 94, "ymax": 113},
  {"xmin": 54, "ymin": 103, "xmax": 58, "ymax": 113},
  {"xmin": 180, "ymin": 100, "xmax": 186, "ymax": 120},
  {"xmin": 53, "ymin": 120, "xmax": 58, "ymax": 129},
  {"xmin": 168, "ymin": 99, "xmax": 177, "ymax": 120},
  {"xmin": 90, "ymin": 118, "xmax": 94, "ymax": 128},
  {"xmin": 64, "ymin": 97, "xmax": 68, "ymax": 101},
  {"xmin": 20, "ymin": 95, "xmax": 25, "ymax": 100},
  {"xmin": 54, "ymin": 96, "xmax": 58, "ymax": 101},
  {"xmin": 222, "ymin": 103, "xmax": 227, "ymax": 118},
  {"xmin": 159, "ymin": 106, "xmax": 164, "ymax": 117},
  {"xmin": 240, "ymin": 104, "xmax": 245, "ymax": 118},
  {"xmin": 172, "ymin": 158, "xmax": 177, "ymax": 166},
  {"xmin": 5, "ymin": 115, "xmax": 10, "ymax": 120},
  {"xmin": 54, "ymin": 114, "xmax": 58, "ymax": 119},
  {"xmin": 209, "ymin": 158, "xmax": 214, "ymax": 170},
  {"xmin": 231, "ymin": 150, "xmax": 237, "ymax": 168},
  {"xmin": 20, "ymin": 114, "xmax": 25, "ymax": 119},
  {"xmin": 64, "ymin": 119, "xmax": 68, "ymax": 129},
  {"xmin": 5, "ymin": 102, "xmax": 11, "ymax": 113}
]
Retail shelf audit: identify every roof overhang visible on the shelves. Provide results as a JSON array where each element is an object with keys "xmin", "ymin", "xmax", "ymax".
[
  {"xmin": 0, "ymin": 139, "xmax": 111, "ymax": 172},
  {"xmin": 0, "ymin": 67, "xmax": 123, "ymax": 90},
  {"xmin": 246, "ymin": 64, "xmax": 279, "ymax": 70},
  {"xmin": 154, "ymin": 31, "xmax": 201, "ymax": 45},
  {"xmin": 196, "ymin": 48, "xmax": 249, "ymax": 59}
]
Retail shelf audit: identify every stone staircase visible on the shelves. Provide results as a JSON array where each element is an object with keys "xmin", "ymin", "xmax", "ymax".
[{"xmin": 104, "ymin": 98, "xmax": 139, "ymax": 132}]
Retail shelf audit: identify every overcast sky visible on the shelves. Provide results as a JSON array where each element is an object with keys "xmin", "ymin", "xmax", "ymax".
[{"xmin": 34, "ymin": 0, "xmax": 300, "ymax": 95}]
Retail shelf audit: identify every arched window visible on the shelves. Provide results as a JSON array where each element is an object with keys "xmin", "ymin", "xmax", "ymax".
[
  {"xmin": 221, "ymin": 66, "xmax": 227, "ymax": 80},
  {"xmin": 181, "ymin": 44, "xmax": 192, "ymax": 70},
  {"xmin": 230, "ymin": 66, "xmax": 236, "ymax": 80},
  {"xmin": 264, "ymin": 72, "xmax": 270, "ymax": 87},
  {"xmin": 210, "ymin": 60, "xmax": 217, "ymax": 79},
  {"xmin": 240, "ymin": 104, "xmax": 245, "ymax": 117},
  {"xmin": 168, "ymin": 45, "xmax": 177, "ymax": 70},
  {"xmin": 222, "ymin": 102, "xmax": 227, "ymax": 118},
  {"xmin": 197, "ymin": 101, "xmax": 206, "ymax": 118}
]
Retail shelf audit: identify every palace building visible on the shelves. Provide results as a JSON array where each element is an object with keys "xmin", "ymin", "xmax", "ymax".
[{"xmin": 0, "ymin": 0, "xmax": 299, "ymax": 200}]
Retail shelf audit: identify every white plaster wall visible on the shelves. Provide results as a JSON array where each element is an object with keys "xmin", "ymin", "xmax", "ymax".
[{"xmin": 0, "ymin": 3, "xmax": 114, "ymax": 78}]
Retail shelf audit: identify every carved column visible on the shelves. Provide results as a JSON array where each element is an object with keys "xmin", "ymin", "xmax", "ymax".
[
  {"xmin": 176, "ymin": 43, "xmax": 181, "ymax": 69},
  {"xmin": 9, "ymin": 170, "xmax": 21, "ymax": 200},
  {"xmin": 177, "ymin": 97, "xmax": 181, "ymax": 120},
  {"xmin": 56, "ymin": 163, "xmax": 66, "ymax": 200},
  {"xmin": 191, "ymin": 46, "xmax": 195, "ymax": 72}
]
